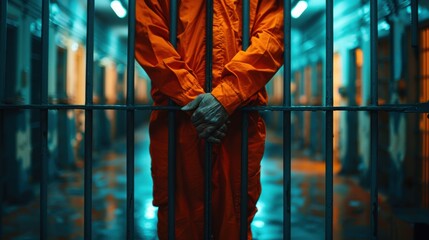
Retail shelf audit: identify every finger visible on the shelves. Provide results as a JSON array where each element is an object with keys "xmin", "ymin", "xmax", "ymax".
[
  {"xmin": 199, "ymin": 125, "xmax": 217, "ymax": 139},
  {"xmin": 181, "ymin": 95, "xmax": 203, "ymax": 111},
  {"xmin": 191, "ymin": 108, "xmax": 206, "ymax": 126},
  {"xmin": 205, "ymin": 126, "xmax": 226, "ymax": 143},
  {"xmin": 218, "ymin": 124, "xmax": 227, "ymax": 134},
  {"xmin": 206, "ymin": 136, "xmax": 221, "ymax": 144},
  {"xmin": 212, "ymin": 130, "xmax": 226, "ymax": 140},
  {"xmin": 196, "ymin": 123, "xmax": 207, "ymax": 135},
  {"xmin": 211, "ymin": 125, "xmax": 227, "ymax": 139}
]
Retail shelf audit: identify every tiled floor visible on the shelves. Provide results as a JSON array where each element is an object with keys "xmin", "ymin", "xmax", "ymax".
[{"xmin": 2, "ymin": 126, "xmax": 413, "ymax": 239}]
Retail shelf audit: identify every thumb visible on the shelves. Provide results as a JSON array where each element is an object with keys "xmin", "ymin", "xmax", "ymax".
[{"xmin": 181, "ymin": 95, "xmax": 203, "ymax": 111}]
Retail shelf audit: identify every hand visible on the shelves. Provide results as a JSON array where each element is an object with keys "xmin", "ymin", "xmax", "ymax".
[{"xmin": 182, "ymin": 93, "xmax": 229, "ymax": 140}]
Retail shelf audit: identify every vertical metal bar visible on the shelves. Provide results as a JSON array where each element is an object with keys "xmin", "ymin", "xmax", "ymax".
[
  {"xmin": 240, "ymin": 1, "xmax": 250, "ymax": 239},
  {"xmin": 0, "ymin": 0, "xmax": 6, "ymax": 238},
  {"xmin": 84, "ymin": 0, "xmax": 94, "ymax": 239},
  {"xmin": 240, "ymin": 115, "xmax": 249, "ymax": 240},
  {"xmin": 411, "ymin": 0, "xmax": 418, "ymax": 49},
  {"xmin": 325, "ymin": 0, "xmax": 334, "ymax": 239},
  {"xmin": 242, "ymin": 0, "xmax": 250, "ymax": 50},
  {"xmin": 0, "ymin": 0, "xmax": 5, "ymax": 103},
  {"xmin": 369, "ymin": 0, "xmax": 379, "ymax": 239},
  {"xmin": 127, "ymin": 0, "xmax": 136, "ymax": 239},
  {"xmin": 168, "ymin": 0, "xmax": 178, "ymax": 239},
  {"xmin": 204, "ymin": 0, "xmax": 214, "ymax": 239},
  {"xmin": 411, "ymin": 0, "xmax": 421, "ymax": 208},
  {"xmin": 40, "ymin": 0, "xmax": 49, "ymax": 239},
  {"xmin": 283, "ymin": 0, "xmax": 292, "ymax": 239}
]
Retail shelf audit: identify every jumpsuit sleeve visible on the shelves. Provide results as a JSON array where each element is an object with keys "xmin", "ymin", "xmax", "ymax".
[
  {"xmin": 135, "ymin": 0, "xmax": 205, "ymax": 106},
  {"xmin": 211, "ymin": 0, "xmax": 284, "ymax": 115}
]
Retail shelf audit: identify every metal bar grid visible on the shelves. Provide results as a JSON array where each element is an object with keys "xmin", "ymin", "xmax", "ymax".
[
  {"xmin": 40, "ymin": 0, "xmax": 50, "ymax": 239},
  {"xmin": 325, "ymin": 0, "xmax": 334, "ymax": 239},
  {"xmin": 126, "ymin": 0, "xmax": 136, "ymax": 239},
  {"xmin": 0, "ymin": 0, "xmax": 427, "ymax": 240}
]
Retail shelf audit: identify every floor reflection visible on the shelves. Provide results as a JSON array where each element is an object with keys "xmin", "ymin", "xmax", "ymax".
[{"xmin": 2, "ymin": 126, "xmax": 412, "ymax": 239}]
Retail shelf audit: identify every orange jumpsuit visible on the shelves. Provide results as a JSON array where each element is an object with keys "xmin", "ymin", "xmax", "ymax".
[{"xmin": 135, "ymin": 0, "xmax": 284, "ymax": 239}]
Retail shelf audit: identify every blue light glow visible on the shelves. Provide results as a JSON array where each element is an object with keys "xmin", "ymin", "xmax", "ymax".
[
  {"xmin": 292, "ymin": 1, "xmax": 308, "ymax": 19},
  {"xmin": 111, "ymin": 0, "xmax": 127, "ymax": 18}
]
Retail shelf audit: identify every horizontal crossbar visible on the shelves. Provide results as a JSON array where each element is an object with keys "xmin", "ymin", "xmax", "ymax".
[{"xmin": 0, "ymin": 103, "xmax": 428, "ymax": 113}]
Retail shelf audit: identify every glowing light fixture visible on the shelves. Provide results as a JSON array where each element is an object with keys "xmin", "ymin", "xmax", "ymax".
[
  {"xmin": 291, "ymin": 0, "xmax": 308, "ymax": 19},
  {"xmin": 111, "ymin": 0, "xmax": 127, "ymax": 18},
  {"xmin": 378, "ymin": 20, "xmax": 390, "ymax": 31}
]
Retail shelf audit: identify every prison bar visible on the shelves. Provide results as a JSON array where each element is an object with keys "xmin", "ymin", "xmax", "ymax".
[
  {"xmin": 1, "ymin": 103, "xmax": 428, "ymax": 113},
  {"xmin": 0, "ymin": 0, "xmax": 5, "ymax": 104},
  {"xmin": 369, "ymin": 0, "xmax": 379, "ymax": 238},
  {"xmin": 204, "ymin": 0, "xmax": 214, "ymax": 239},
  {"xmin": 168, "ymin": 0, "xmax": 178, "ymax": 238},
  {"xmin": 84, "ymin": 0, "xmax": 95, "ymax": 238},
  {"xmin": 325, "ymin": 0, "xmax": 334, "ymax": 239},
  {"xmin": 283, "ymin": 0, "xmax": 292, "ymax": 239},
  {"xmin": 126, "ymin": 0, "xmax": 136, "ymax": 239},
  {"xmin": 240, "ymin": 0, "xmax": 250, "ymax": 239},
  {"xmin": 40, "ymin": 0, "xmax": 50, "ymax": 239},
  {"xmin": 0, "ymin": 1, "xmax": 427, "ymax": 239},
  {"xmin": 0, "ymin": 0, "xmax": 6, "ymax": 238},
  {"xmin": 411, "ymin": 0, "xmax": 419, "ymax": 48}
]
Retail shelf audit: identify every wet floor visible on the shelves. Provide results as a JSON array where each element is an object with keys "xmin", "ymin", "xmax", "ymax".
[{"xmin": 2, "ymin": 126, "xmax": 413, "ymax": 239}]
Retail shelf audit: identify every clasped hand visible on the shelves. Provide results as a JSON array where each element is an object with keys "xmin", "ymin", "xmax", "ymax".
[{"xmin": 182, "ymin": 93, "xmax": 229, "ymax": 143}]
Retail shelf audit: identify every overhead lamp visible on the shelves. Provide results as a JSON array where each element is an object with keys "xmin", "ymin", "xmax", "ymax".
[
  {"xmin": 111, "ymin": 0, "xmax": 127, "ymax": 18},
  {"xmin": 291, "ymin": 0, "xmax": 308, "ymax": 19}
]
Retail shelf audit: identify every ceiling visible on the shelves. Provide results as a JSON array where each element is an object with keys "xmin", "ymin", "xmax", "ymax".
[
  {"xmin": 94, "ymin": 0, "xmax": 327, "ymax": 40},
  {"xmin": 94, "ymin": 0, "xmax": 429, "ymax": 41}
]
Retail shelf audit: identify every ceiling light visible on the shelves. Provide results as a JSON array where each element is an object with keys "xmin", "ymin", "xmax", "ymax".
[
  {"xmin": 111, "ymin": 0, "xmax": 127, "ymax": 18},
  {"xmin": 292, "ymin": 0, "xmax": 308, "ymax": 19},
  {"xmin": 378, "ymin": 21, "xmax": 390, "ymax": 31}
]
